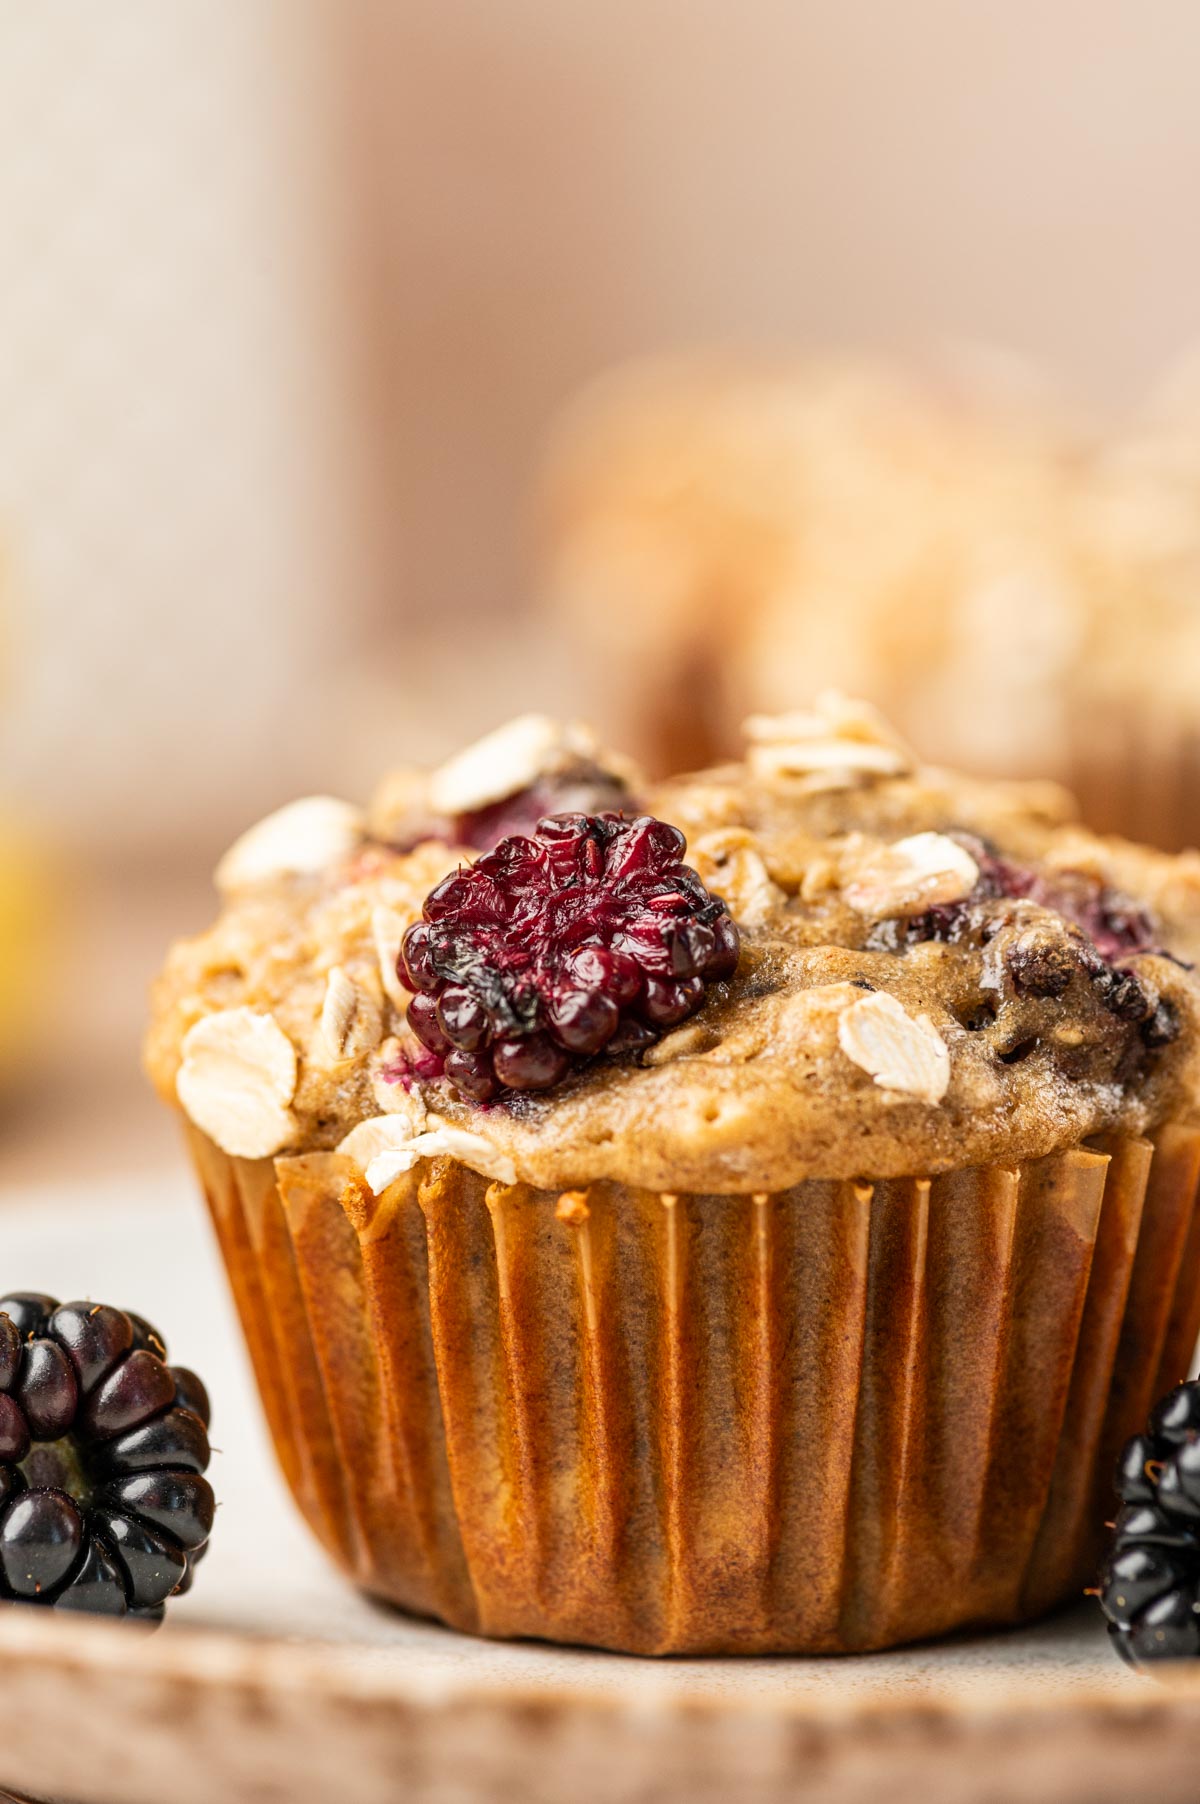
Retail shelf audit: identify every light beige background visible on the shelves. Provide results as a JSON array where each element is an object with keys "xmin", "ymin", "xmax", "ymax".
[
  {"xmin": 2, "ymin": 0, "xmax": 1200, "ymax": 857},
  {"xmin": 1, "ymin": 0, "xmax": 1199, "ymax": 1178}
]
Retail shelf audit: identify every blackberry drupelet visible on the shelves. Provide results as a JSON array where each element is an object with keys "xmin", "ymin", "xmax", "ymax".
[
  {"xmin": 1099, "ymin": 1379, "xmax": 1200, "ymax": 1665},
  {"xmin": 0, "ymin": 1293, "xmax": 214, "ymax": 1622},
  {"xmin": 400, "ymin": 811, "xmax": 740, "ymax": 1102}
]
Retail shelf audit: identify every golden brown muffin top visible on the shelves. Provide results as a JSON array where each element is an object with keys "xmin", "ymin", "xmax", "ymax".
[{"xmin": 146, "ymin": 702, "xmax": 1200, "ymax": 1195}]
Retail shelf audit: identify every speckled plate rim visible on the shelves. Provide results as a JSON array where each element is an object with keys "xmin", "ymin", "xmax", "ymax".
[{"xmin": 4, "ymin": 1612, "xmax": 1200, "ymax": 1804}]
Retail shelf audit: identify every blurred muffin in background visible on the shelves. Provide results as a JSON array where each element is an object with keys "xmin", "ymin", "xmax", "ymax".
[
  {"xmin": 537, "ymin": 351, "xmax": 1200, "ymax": 849},
  {"xmin": 1067, "ymin": 358, "xmax": 1200, "ymax": 846}
]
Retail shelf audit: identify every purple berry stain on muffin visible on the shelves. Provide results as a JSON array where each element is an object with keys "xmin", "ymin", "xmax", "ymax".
[
  {"xmin": 453, "ymin": 767, "xmax": 639, "ymax": 854},
  {"xmin": 383, "ymin": 715, "xmax": 644, "ymax": 856},
  {"xmin": 871, "ymin": 835, "xmax": 1180, "ymax": 1048},
  {"xmin": 0, "ymin": 1294, "xmax": 214, "ymax": 1622},
  {"xmin": 385, "ymin": 768, "xmax": 640, "ymax": 859},
  {"xmin": 399, "ymin": 812, "xmax": 740, "ymax": 1102}
]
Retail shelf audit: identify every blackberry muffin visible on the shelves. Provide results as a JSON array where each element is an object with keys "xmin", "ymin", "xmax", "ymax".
[
  {"xmin": 540, "ymin": 352, "xmax": 1200, "ymax": 849},
  {"xmin": 146, "ymin": 704, "xmax": 1200, "ymax": 1654}
]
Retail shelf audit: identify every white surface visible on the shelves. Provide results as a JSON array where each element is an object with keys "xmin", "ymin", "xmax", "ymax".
[{"xmin": 0, "ymin": 1168, "xmax": 1137, "ymax": 1709}]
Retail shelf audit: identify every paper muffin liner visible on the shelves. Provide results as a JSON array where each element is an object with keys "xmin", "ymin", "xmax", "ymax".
[
  {"xmin": 1065, "ymin": 700, "xmax": 1200, "ymax": 853},
  {"xmin": 184, "ymin": 1120, "xmax": 1200, "ymax": 1655}
]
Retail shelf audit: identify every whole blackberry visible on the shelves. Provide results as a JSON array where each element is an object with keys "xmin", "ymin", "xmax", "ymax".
[
  {"xmin": 400, "ymin": 812, "xmax": 740, "ymax": 1102},
  {"xmin": 0, "ymin": 1293, "xmax": 214, "ymax": 1622},
  {"xmin": 1099, "ymin": 1380, "xmax": 1200, "ymax": 1665}
]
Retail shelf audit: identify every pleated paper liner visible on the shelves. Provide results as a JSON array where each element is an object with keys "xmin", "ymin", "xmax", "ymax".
[
  {"xmin": 184, "ymin": 1120, "xmax": 1200, "ymax": 1656},
  {"xmin": 1065, "ymin": 697, "xmax": 1200, "ymax": 853}
]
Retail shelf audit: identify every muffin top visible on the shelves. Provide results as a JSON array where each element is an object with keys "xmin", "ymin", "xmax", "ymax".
[{"xmin": 146, "ymin": 700, "xmax": 1200, "ymax": 1195}]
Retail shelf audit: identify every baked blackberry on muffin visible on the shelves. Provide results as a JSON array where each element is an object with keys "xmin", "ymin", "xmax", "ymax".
[{"xmin": 146, "ymin": 703, "xmax": 1200, "ymax": 1653}]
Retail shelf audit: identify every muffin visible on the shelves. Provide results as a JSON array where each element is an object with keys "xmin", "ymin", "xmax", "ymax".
[
  {"xmin": 537, "ymin": 352, "xmax": 1200, "ymax": 849},
  {"xmin": 146, "ymin": 704, "xmax": 1200, "ymax": 1654}
]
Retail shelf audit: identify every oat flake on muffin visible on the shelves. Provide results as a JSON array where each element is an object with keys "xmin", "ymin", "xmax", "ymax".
[
  {"xmin": 149, "ymin": 700, "xmax": 1200, "ymax": 1194},
  {"xmin": 145, "ymin": 704, "xmax": 1200, "ymax": 1656}
]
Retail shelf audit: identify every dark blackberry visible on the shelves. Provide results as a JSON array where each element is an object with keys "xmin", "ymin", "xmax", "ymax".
[
  {"xmin": 1100, "ymin": 1379, "xmax": 1200, "ymax": 1664},
  {"xmin": 0, "ymin": 1295, "xmax": 213, "ymax": 1622},
  {"xmin": 0, "ymin": 1295, "xmax": 57, "ymax": 1341},
  {"xmin": 400, "ymin": 812, "xmax": 739, "ymax": 1102}
]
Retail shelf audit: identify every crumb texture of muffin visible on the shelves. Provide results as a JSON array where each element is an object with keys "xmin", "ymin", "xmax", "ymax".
[
  {"xmin": 148, "ymin": 700, "xmax": 1200, "ymax": 1195},
  {"xmin": 147, "ymin": 706, "xmax": 1200, "ymax": 1654}
]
